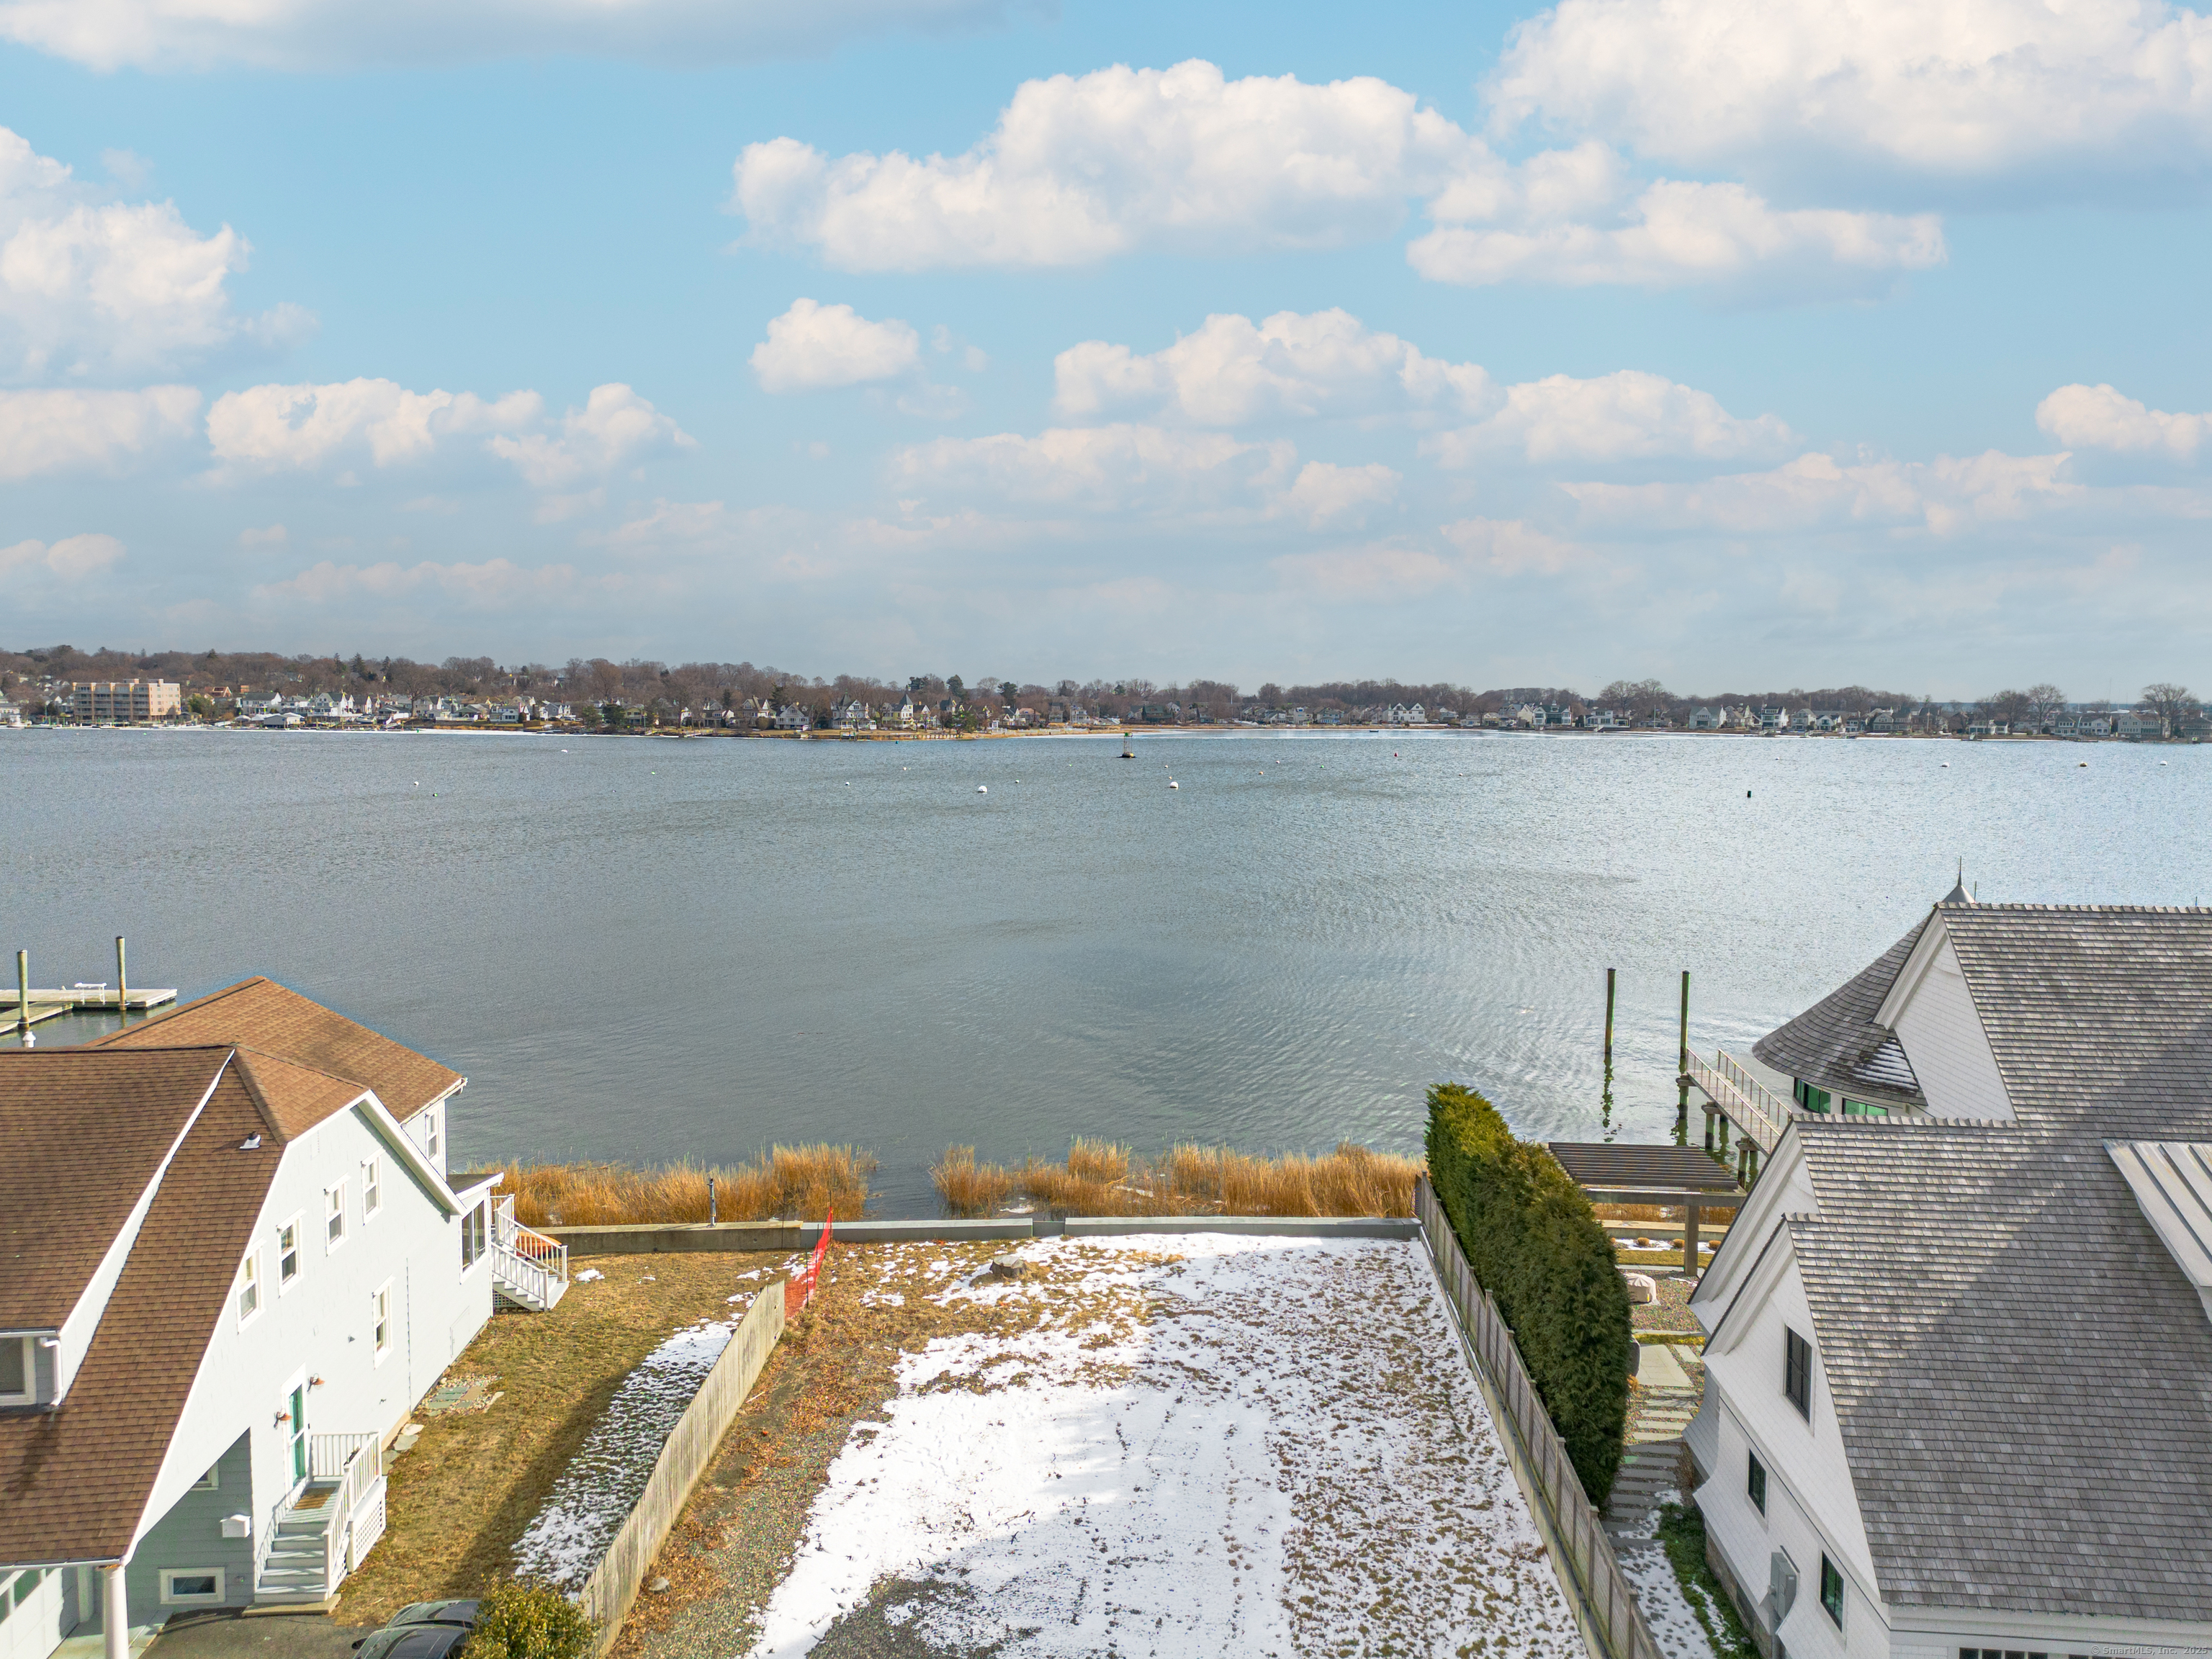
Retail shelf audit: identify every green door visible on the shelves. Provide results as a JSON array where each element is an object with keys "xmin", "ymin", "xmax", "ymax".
[{"xmin": 289, "ymin": 1384, "xmax": 307, "ymax": 1483}]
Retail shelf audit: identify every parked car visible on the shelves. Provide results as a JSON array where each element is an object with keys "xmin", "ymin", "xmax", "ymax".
[{"xmin": 352, "ymin": 1601, "xmax": 482, "ymax": 1659}]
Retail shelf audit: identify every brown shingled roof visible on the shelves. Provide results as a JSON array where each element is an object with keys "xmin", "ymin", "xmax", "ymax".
[
  {"xmin": 0, "ymin": 1048, "xmax": 234, "ymax": 1329},
  {"xmin": 0, "ymin": 1064, "xmax": 279, "ymax": 1565},
  {"xmin": 91, "ymin": 978, "xmax": 462, "ymax": 1119}
]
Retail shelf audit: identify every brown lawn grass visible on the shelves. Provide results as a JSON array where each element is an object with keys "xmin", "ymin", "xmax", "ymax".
[
  {"xmin": 336, "ymin": 1254, "xmax": 785, "ymax": 1624},
  {"xmin": 498, "ymin": 1146, "xmax": 874, "ymax": 1226},
  {"xmin": 930, "ymin": 1140, "xmax": 1422, "ymax": 1218}
]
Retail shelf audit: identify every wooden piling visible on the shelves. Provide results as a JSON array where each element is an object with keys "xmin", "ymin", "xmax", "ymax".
[
  {"xmin": 115, "ymin": 937, "xmax": 127, "ymax": 1022},
  {"xmin": 1675, "ymin": 970, "xmax": 1691, "ymax": 1132},
  {"xmin": 14, "ymin": 951, "xmax": 26, "ymax": 1038},
  {"xmin": 1603, "ymin": 968, "xmax": 1617, "ymax": 1071}
]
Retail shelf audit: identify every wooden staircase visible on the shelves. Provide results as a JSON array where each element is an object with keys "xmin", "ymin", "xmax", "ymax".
[{"xmin": 492, "ymin": 1200, "xmax": 569, "ymax": 1311}]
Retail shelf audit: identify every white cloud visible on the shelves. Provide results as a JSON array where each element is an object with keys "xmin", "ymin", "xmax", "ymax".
[
  {"xmin": 735, "ymin": 60, "xmax": 1949, "ymax": 295},
  {"xmin": 0, "ymin": 126, "xmax": 307, "ymax": 382},
  {"xmin": 593, "ymin": 498, "xmax": 732, "ymax": 554},
  {"xmin": 1274, "ymin": 516, "xmax": 1593, "ymax": 595},
  {"xmin": 1488, "ymin": 0, "xmax": 2212, "ymax": 186},
  {"xmin": 0, "ymin": 0, "xmax": 1009, "ymax": 71},
  {"xmin": 734, "ymin": 60, "xmax": 1483, "ymax": 270},
  {"xmin": 488, "ymin": 383, "xmax": 694, "ymax": 487},
  {"xmin": 1442, "ymin": 516, "xmax": 1598, "ymax": 575},
  {"xmin": 1423, "ymin": 369, "xmax": 1797, "ymax": 464},
  {"xmin": 238, "ymin": 521, "xmax": 288, "ymax": 549},
  {"xmin": 1285, "ymin": 461, "xmax": 1401, "ymax": 526},
  {"xmin": 1054, "ymin": 309, "xmax": 1492, "ymax": 426},
  {"xmin": 252, "ymin": 557, "xmax": 581, "ymax": 607},
  {"xmin": 0, "ymin": 385, "xmax": 197, "ymax": 477},
  {"xmin": 890, "ymin": 422, "xmax": 1298, "ymax": 514},
  {"xmin": 752, "ymin": 298, "xmax": 921, "ymax": 392},
  {"xmin": 0, "ymin": 531, "xmax": 125, "ymax": 580},
  {"xmin": 2037, "ymin": 384, "xmax": 2208, "ymax": 460},
  {"xmin": 1562, "ymin": 448, "xmax": 2078, "ymax": 535},
  {"xmin": 206, "ymin": 377, "xmax": 541, "ymax": 472},
  {"xmin": 1409, "ymin": 178, "xmax": 1943, "ymax": 291},
  {"xmin": 206, "ymin": 377, "xmax": 690, "ymax": 490}
]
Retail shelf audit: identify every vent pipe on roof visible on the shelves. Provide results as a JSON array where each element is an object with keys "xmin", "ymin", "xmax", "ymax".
[{"xmin": 14, "ymin": 949, "xmax": 26, "ymax": 1040}]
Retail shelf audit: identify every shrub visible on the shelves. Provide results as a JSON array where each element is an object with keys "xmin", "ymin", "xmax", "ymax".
[
  {"xmin": 462, "ymin": 1581, "xmax": 595, "ymax": 1659},
  {"xmin": 1425, "ymin": 1082, "xmax": 1631, "ymax": 1505}
]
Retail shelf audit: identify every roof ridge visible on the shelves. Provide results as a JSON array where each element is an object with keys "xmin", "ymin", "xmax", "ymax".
[
  {"xmin": 223, "ymin": 1049, "xmax": 289, "ymax": 1144},
  {"xmin": 228, "ymin": 1043, "xmax": 376, "ymax": 1097},
  {"xmin": 1952, "ymin": 903, "xmax": 2212, "ymax": 914},
  {"xmin": 84, "ymin": 976, "xmax": 272, "ymax": 1045}
]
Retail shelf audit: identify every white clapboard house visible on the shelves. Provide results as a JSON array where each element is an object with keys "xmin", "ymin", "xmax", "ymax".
[
  {"xmin": 0, "ymin": 979, "xmax": 568, "ymax": 1659},
  {"xmin": 1689, "ymin": 894, "xmax": 2212, "ymax": 1659}
]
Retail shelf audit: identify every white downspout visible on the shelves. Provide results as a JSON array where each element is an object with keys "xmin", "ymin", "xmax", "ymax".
[{"xmin": 102, "ymin": 1561, "xmax": 128, "ymax": 1659}]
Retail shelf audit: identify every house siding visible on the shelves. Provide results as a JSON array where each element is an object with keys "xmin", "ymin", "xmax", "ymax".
[
  {"xmin": 1695, "ymin": 1250, "xmax": 1884, "ymax": 1659},
  {"xmin": 125, "ymin": 1432, "xmax": 253, "ymax": 1615},
  {"xmin": 129, "ymin": 1102, "xmax": 488, "ymax": 1619},
  {"xmin": 1890, "ymin": 940, "xmax": 2011, "ymax": 1120}
]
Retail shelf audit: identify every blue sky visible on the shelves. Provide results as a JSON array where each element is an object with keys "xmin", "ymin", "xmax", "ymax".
[{"xmin": 2, "ymin": 0, "xmax": 2210, "ymax": 697}]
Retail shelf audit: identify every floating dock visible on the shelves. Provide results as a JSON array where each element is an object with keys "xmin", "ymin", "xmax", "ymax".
[{"xmin": 4, "ymin": 986, "xmax": 177, "ymax": 1027}]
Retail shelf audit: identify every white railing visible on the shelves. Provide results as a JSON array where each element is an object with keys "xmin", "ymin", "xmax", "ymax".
[
  {"xmin": 1686, "ymin": 1049, "xmax": 1793, "ymax": 1152},
  {"xmin": 308, "ymin": 1434, "xmax": 385, "ymax": 1590},
  {"xmin": 493, "ymin": 1198, "xmax": 569, "ymax": 1305}
]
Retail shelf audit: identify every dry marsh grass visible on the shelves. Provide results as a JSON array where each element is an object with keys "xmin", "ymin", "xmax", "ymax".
[
  {"xmin": 931, "ymin": 1140, "xmax": 1421, "ymax": 1218},
  {"xmin": 500, "ymin": 1146, "xmax": 874, "ymax": 1226}
]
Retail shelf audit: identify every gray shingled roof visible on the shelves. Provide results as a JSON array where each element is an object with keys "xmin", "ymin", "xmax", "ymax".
[
  {"xmin": 1751, "ymin": 917, "xmax": 1928, "ymax": 1109},
  {"xmin": 1777, "ymin": 905, "xmax": 2212, "ymax": 1620}
]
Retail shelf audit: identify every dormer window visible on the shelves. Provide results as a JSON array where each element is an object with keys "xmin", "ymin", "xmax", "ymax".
[{"xmin": 0, "ymin": 1334, "xmax": 32, "ymax": 1406}]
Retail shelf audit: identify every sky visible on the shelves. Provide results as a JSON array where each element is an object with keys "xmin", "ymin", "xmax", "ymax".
[{"xmin": 1, "ymin": 0, "xmax": 2209, "ymax": 696}]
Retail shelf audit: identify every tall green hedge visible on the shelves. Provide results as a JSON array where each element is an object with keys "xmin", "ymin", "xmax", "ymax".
[{"xmin": 1426, "ymin": 1082, "xmax": 1632, "ymax": 1505}]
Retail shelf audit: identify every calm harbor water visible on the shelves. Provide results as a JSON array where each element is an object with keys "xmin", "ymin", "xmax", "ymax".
[{"xmin": 4, "ymin": 727, "xmax": 2206, "ymax": 1211}]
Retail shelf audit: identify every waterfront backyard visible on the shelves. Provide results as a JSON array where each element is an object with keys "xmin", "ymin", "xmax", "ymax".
[{"xmin": 616, "ymin": 1234, "xmax": 1582, "ymax": 1659}]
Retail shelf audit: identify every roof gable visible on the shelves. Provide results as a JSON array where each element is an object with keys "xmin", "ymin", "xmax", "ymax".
[
  {"xmin": 91, "ymin": 978, "xmax": 462, "ymax": 1120},
  {"xmin": 1752, "ymin": 917, "xmax": 1928, "ymax": 1108}
]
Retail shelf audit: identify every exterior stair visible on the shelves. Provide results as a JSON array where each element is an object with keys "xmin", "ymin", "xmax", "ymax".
[
  {"xmin": 490, "ymin": 1200, "xmax": 569, "ymax": 1312},
  {"xmin": 255, "ymin": 1483, "xmax": 340, "ymax": 1604}
]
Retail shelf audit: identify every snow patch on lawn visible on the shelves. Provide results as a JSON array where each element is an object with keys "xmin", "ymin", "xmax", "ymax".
[
  {"xmin": 745, "ymin": 1235, "xmax": 1581, "ymax": 1659},
  {"xmin": 511, "ymin": 1314, "xmax": 740, "ymax": 1589},
  {"xmin": 1623, "ymin": 1529, "xmax": 1721, "ymax": 1659}
]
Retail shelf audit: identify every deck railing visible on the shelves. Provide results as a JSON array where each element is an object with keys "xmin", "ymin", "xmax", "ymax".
[
  {"xmin": 307, "ymin": 1433, "xmax": 386, "ymax": 1587},
  {"xmin": 1686, "ymin": 1049, "xmax": 1792, "ymax": 1152},
  {"xmin": 1415, "ymin": 1178, "xmax": 1662, "ymax": 1659},
  {"xmin": 493, "ymin": 1197, "xmax": 570, "ymax": 1305}
]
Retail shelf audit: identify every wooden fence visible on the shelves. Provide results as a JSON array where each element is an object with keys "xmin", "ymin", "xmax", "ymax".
[
  {"xmin": 1413, "ymin": 1177, "xmax": 1662, "ymax": 1659},
  {"xmin": 575, "ymin": 1280, "xmax": 788, "ymax": 1653}
]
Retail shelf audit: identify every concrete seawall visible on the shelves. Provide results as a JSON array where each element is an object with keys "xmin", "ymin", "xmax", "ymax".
[{"xmin": 544, "ymin": 1215, "xmax": 1419, "ymax": 1253}]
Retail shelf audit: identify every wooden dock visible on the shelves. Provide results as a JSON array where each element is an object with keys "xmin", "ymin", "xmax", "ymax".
[{"xmin": 3, "ymin": 986, "xmax": 177, "ymax": 1028}]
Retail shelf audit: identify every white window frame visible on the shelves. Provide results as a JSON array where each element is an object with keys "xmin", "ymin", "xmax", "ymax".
[
  {"xmin": 325, "ymin": 1180, "xmax": 349, "ymax": 1253},
  {"xmin": 236, "ymin": 1250, "xmax": 264, "ymax": 1326},
  {"xmin": 158, "ymin": 1568, "xmax": 225, "ymax": 1606},
  {"xmin": 0, "ymin": 1334, "xmax": 32, "ymax": 1406},
  {"xmin": 423, "ymin": 1102, "xmax": 442, "ymax": 1161},
  {"xmin": 277, "ymin": 1215, "xmax": 302, "ymax": 1289},
  {"xmin": 372, "ymin": 1281, "xmax": 393, "ymax": 1364},
  {"xmin": 362, "ymin": 1156, "xmax": 382, "ymax": 1220},
  {"xmin": 459, "ymin": 1200, "xmax": 487, "ymax": 1274},
  {"xmin": 191, "ymin": 1464, "xmax": 220, "ymax": 1491}
]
